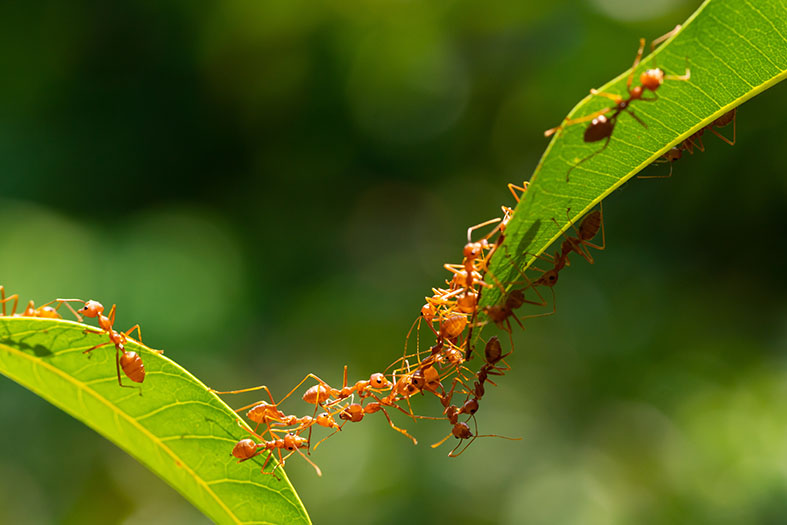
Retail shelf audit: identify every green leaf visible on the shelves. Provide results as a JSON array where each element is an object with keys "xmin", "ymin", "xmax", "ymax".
[
  {"xmin": 0, "ymin": 317, "xmax": 311, "ymax": 525},
  {"xmin": 480, "ymin": 0, "xmax": 787, "ymax": 311}
]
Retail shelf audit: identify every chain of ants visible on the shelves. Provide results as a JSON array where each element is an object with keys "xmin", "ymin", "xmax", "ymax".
[{"xmin": 0, "ymin": 28, "xmax": 738, "ymax": 479}]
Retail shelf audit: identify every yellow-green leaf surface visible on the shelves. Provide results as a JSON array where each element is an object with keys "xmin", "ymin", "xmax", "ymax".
[
  {"xmin": 480, "ymin": 0, "xmax": 787, "ymax": 311},
  {"xmin": 0, "ymin": 317, "xmax": 310, "ymax": 525}
]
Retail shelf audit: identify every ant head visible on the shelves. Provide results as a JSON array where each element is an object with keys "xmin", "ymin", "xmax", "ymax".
[
  {"xmin": 463, "ymin": 242, "xmax": 483, "ymax": 259},
  {"xmin": 537, "ymin": 270, "xmax": 558, "ymax": 287},
  {"xmin": 316, "ymin": 412, "xmax": 335, "ymax": 427},
  {"xmin": 283, "ymin": 433, "xmax": 305, "ymax": 451},
  {"xmin": 421, "ymin": 302, "xmax": 435, "ymax": 322},
  {"xmin": 79, "ymin": 300, "xmax": 104, "ymax": 318},
  {"xmin": 640, "ymin": 68, "xmax": 664, "ymax": 91},
  {"xmin": 369, "ymin": 373, "xmax": 391, "ymax": 390},
  {"xmin": 232, "ymin": 439, "xmax": 257, "ymax": 460},
  {"xmin": 405, "ymin": 382, "xmax": 418, "ymax": 396},
  {"xmin": 409, "ymin": 370, "xmax": 426, "ymax": 390}
]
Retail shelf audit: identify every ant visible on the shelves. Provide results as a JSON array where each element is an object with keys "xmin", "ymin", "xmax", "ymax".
[
  {"xmin": 643, "ymin": 108, "xmax": 737, "ymax": 178},
  {"xmin": 1, "ymin": 286, "xmax": 82, "ymax": 320},
  {"xmin": 57, "ymin": 299, "xmax": 156, "ymax": 387},
  {"xmin": 432, "ymin": 337, "xmax": 520, "ymax": 455},
  {"xmin": 213, "ymin": 381, "xmax": 342, "ymax": 448},
  {"xmin": 214, "ymin": 367, "xmax": 390, "ymax": 449},
  {"xmin": 526, "ymin": 205, "xmax": 606, "ymax": 291},
  {"xmin": 545, "ymin": 32, "xmax": 691, "ymax": 182},
  {"xmin": 232, "ymin": 432, "xmax": 322, "ymax": 477}
]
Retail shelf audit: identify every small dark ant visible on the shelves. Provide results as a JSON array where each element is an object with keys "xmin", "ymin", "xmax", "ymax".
[{"xmin": 642, "ymin": 108, "xmax": 737, "ymax": 178}]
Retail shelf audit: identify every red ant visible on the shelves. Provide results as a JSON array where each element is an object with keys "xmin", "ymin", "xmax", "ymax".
[
  {"xmin": 57, "ymin": 299, "xmax": 155, "ymax": 387},
  {"xmin": 213, "ymin": 367, "xmax": 389, "ymax": 451},
  {"xmin": 214, "ymin": 382, "xmax": 342, "ymax": 449},
  {"xmin": 546, "ymin": 33, "xmax": 690, "ymax": 182},
  {"xmin": 643, "ymin": 108, "xmax": 737, "ymax": 178},
  {"xmin": 1, "ymin": 286, "xmax": 82, "ymax": 320},
  {"xmin": 232, "ymin": 433, "xmax": 322, "ymax": 477}
]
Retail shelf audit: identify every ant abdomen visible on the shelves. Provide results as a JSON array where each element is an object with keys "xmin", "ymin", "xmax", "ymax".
[
  {"xmin": 584, "ymin": 115, "xmax": 613, "ymax": 142},
  {"xmin": 232, "ymin": 439, "xmax": 258, "ymax": 460},
  {"xmin": 120, "ymin": 351, "xmax": 145, "ymax": 383}
]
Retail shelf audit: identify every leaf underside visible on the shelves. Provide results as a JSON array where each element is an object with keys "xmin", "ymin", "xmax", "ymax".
[
  {"xmin": 479, "ymin": 0, "xmax": 787, "ymax": 314},
  {"xmin": 0, "ymin": 317, "xmax": 310, "ymax": 525}
]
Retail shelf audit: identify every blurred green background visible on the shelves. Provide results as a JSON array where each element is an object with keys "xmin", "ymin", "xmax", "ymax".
[{"xmin": 1, "ymin": 0, "xmax": 785, "ymax": 523}]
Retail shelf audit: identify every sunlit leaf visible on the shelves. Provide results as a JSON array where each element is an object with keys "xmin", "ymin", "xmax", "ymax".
[
  {"xmin": 479, "ymin": 0, "xmax": 787, "ymax": 313},
  {"xmin": 0, "ymin": 317, "xmax": 311, "ymax": 525}
]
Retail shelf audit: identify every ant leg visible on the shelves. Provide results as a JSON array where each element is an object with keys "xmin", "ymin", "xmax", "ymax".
[
  {"xmin": 638, "ymin": 160, "xmax": 674, "ymax": 179},
  {"xmin": 0, "ymin": 287, "xmax": 19, "ymax": 316},
  {"xmin": 545, "ymin": 107, "xmax": 612, "ymax": 138},
  {"xmin": 638, "ymin": 92, "xmax": 659, "ymax": 102},
  {"xmin": 114, "ymin": 346, "xmax": 141, "ymax": 392},
  {"xmin": 431, "ymin": 429, "xmax": 454, "ymax": 449},
  {"xmin": 294, "ymin": 447, "xmax": 322, "ymax": 477},
  {"xmin": 579, "ymin": 203, "xmax": 606, "ymax": 252},
  {"xmin": 107, "ymin": 304, "xmax": 117, "ymax": 326},
  {"xmin": 213, "ymin": 373, "xmax": 331, "ymax": 408},
  {"xmin": 123, "ymin": 324, "xmax": 142, "ymax": 343},
  {"xmin": 624, "ymin": 108, "xmax": 648, "ymax": 129},
  {"xmin": 664, "ymin": 69, "xmax": 691, "ymax": 81},
  {"xmin": 84, "ymin": 340, "xmax": 112, "ymax": 354},
  {"xmin": 507, "ymin": 181, "xmax": 529, "ymax": 203},
  {"xmin": 566, "ymin": 133, "xmax": 612, "ymax": 182},
  {"xmin": 650, "ymin": 25, "xmax": 681, "ymax": 50},
  {"xmin": 692, "ymin": 134, "xmax": 705, "ymax": 153},
  {"xmin": 467, "ymin": 217, "xmax": 502, "ymax": 244},
  {"xmin": 54, "ymin": 299, "xmax": 86, "ymax": 321},
  {"xmin": 40, "ymin": 299, "xmax": 83, "ymax": 322},
  {"xmin": 222, "ymin": 386, "xmax": 278, "ymax": 414},
  {"xmin": 707, "ymin": 125, "xmax": 736, "ymax": 146},
  {"xmin": 589, "ymin": 89, "xmax": 624, "ymax": 103},
  {"xmin": 366, "ymin": 394, "xmax": 417, "ymax": 444},
  {"xmin": 258, "ymin": 449, "xmax": 275, "ymax": 474},
  {"xmin": 627, "ymin": 38, "xmax": 646, "ymax": 89}
]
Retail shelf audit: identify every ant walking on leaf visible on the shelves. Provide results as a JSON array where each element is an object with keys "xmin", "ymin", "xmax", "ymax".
[
  {"xmin": 545, "ymin": 27, "xmax": 690, "ymax": 182},
  {"xmin": 58, "ymin": 299, "xmax": 158, "ymax": 388}
]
